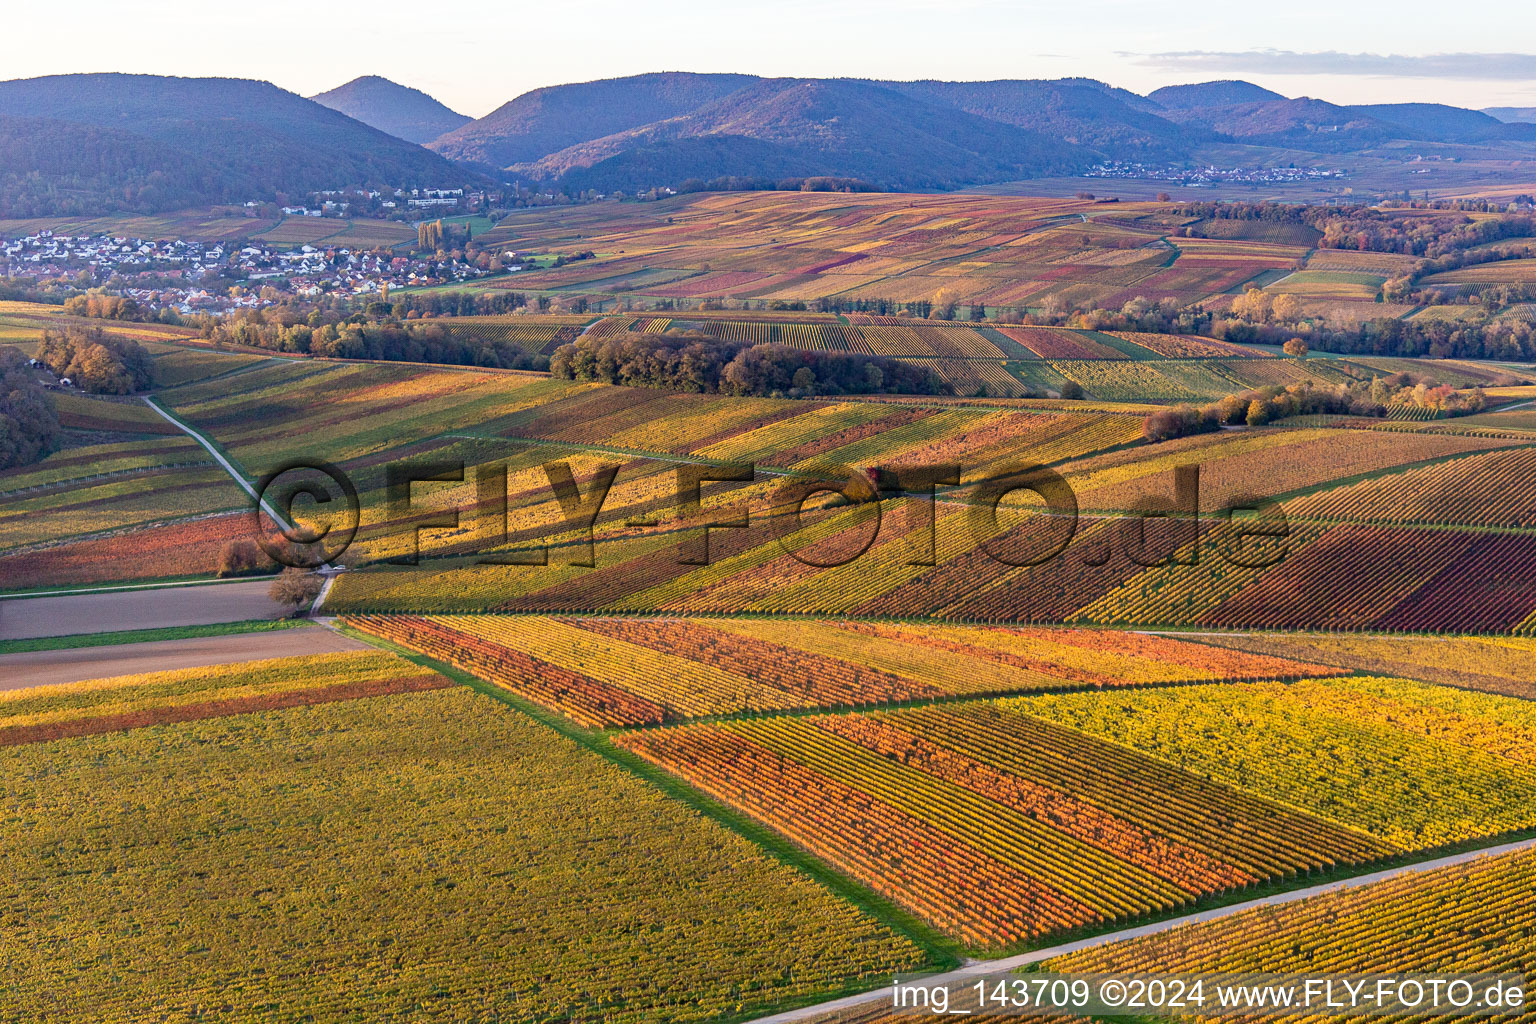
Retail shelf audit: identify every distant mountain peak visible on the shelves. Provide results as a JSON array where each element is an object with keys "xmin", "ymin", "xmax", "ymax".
[
  {"xmin": 1484, "ymin": 106, "xmax": 1536, "ymax": 125},
  {"xmin": 0, "ymin": 72, "xmax": 475, "ymax": 217},
  {"xmin": 1148, "ymin": 80, "xmax": 1287, "ymax": 110},
  {"xmin": 310, "ymin": 76, "xmax": 470, "ymax": 144},
  {"xmin": 428, "ymin": 72, "xmax": 761, "ymax": 170}
]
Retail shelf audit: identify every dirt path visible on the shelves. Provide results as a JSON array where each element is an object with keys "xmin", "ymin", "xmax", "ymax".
[
  {"xmin": 143, "ymin": 397, "xmax": 334, "ymax": 613},
  {"xmin": 0, "ymin": 624, "xmax": 369, "ymax": 689},
  {"xmin": 0, "ymin": 579, "xmax": 282, "ymax": 640},
  {"xmin": 142, "ymin": 397, "xmax": 286, "ymax": 522},
  {"xmin": 745, "ymin": 834, "xmax": 1536, "ymax": 1024}
]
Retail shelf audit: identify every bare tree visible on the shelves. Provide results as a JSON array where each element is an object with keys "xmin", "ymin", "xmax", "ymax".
[{"xmin": 269, "ymin": 569, "xmax": 323, "ymax": 616}]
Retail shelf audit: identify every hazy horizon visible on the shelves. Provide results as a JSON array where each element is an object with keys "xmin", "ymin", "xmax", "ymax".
[{"xmin": 8, "ymin": 0, "xmax": 1536, "ymax": 118}]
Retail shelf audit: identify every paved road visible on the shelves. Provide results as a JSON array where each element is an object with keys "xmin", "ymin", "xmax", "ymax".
[
  {"xmin": 0, "ymin": 624, "xmax": 370, "ymax": 689},
  {"xmin": 745, "ymin": 835, "xmax": 1536, "ymax": 1024},
  {"xmin": 0, "ymin": 579, "xmax": 283, "ymax": 640}
]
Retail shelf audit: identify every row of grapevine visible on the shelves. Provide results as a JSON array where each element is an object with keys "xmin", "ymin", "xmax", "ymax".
[
  {"xmin": 616, "ymin": 706, "xmax": 1391, "ymax": 947},
  {"xmin": 1015, "ymin": 676, "xmax": 1536, "ymax": 850},
  {"xmin": 0, "ymin": 651, "xmax": 447, "ymax": 745},
  {"xmin": 1106, "ymin": 331, "xmax": 1269, "ymax": 359},
  {"xmin": 1052, "ymin": 845, "xmax": 1536, "ymax": 1005},
  {"xmin": 1288, "ymin": 446, "xmax": 1536, "ymax": 529},
  {"xmin": 343, "ymin": 614, "xmax": 1344, "ymax": 726},
  {"xmin": 995, "ymin": 326, "xmax": 1125, "ymax": 360},
  {"xmin": 1204, "ymin": 524, "xmax": 1536, "ymax": 633},
  {"xmin": 1049, "ymin": 360, "xmax": 1206, "ymax": 403},
  {"xmin": 349, "ymin": 614, "xmax": 667, "ymax": 727}
]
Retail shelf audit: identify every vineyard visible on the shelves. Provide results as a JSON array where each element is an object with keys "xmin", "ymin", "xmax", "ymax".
[
  {"xmin": 50, "ymin": 393, "xmax": 182, "ymax": 434},
  {"xmin": 1105, "ymin": 331, "xmax": 1269, "ymax": 360},
  {"xmin": 326, "ymin": 513, "xmax": 1536, "ymax": 635},
  {"xmin": 996, "ymin": 326, "xmax": 1127, "ymax": 360},
  {"xmin": 14, "ymin": 185, "xmax": 1536, "ymax": 1024},
  {"xmin": 1285, "ymin": 445, "xmax": 1536, "ymax": 528},
  {"xmin": 468, "ymin": 192, "xmax": 1320, "ymax": 309},
  {"xmin": 1197, "ymin": 633, "xmax": 1536, "ymax": 699},
  {"xmin": 1048, "ymin": 360, "xmax": 1205, "ymax": 402},
  {"xmin": 344, "ymin": 615, "xmax": 1337, "ymax": 727},
  {"xmin": 234, "ymin": 355, "xmax": 1536, "ymax": 631},
  {"xmin": 434, "ymin": 316, "xmax": 586, "ymax": 354},
  {"xmin": 0, "ymin": 437, "xmax": 251, "ymax": 561},
  {"xmin": 1198, "ymin": 523, "xmax": 1536, "ymax": 633},
  {"xmin": 1421, "ymin": 256, "xmax": 1536, "ymax": 288},
  {"xmin": 0, "ymin": 511, "xmax": 269, "ymax": 591},
  {"xmin": 616, "ymin": 704, "xmax": 1393, "ymax": 948},
  {"xmin": 0, "ymin": 672, "xmax": 926, "ymax": 1022},
  {"xmin": 0, "ymin": 650, "xmax": 450, "ymax": 744},
  {"xmin": 1050, "ymin": 845, "xmax": 1536, "ymax": 1001},
  {"xmin": 1013, "ymin": 676, "xmax": 1536, "ymax": 849}
]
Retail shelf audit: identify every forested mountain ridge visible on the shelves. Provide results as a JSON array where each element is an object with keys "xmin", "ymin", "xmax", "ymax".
[
  {"xmin": 433, "ymin": 73, "xmax": 1536, "ymax": 191},
  {"xmin": 0, "ymin": 73, "xmax": 479, "ymax": 216},
  {"xmin": 5, "ymin": 70, "xmax": 1535, "ymax": 215}
]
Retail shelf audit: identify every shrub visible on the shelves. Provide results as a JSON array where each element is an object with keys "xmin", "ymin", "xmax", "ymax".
[
  {"xmin": 216, "ymin": 538, "xmax": 265, "ymax": 577},
  {"xmin": 1143, "ymin": 404, "xmax": 1218, "ymax": 443}
]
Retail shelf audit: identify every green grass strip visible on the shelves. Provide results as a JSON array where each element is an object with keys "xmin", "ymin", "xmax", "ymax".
[{"xmin": 0, "ymin": 618, "xmax": 303, "ymax": 655}]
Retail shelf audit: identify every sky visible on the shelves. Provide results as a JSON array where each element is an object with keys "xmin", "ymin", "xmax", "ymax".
[{"xmin": 8, "ymin": 0, "xmax": 1536, "ymax": 117}]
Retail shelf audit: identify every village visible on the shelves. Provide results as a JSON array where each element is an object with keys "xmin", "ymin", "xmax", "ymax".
[
  {"xmin": 1083, "ymin": 160, "xmax": 1349, "ymax": 185},
  {"xmin": 273, "ymin": 186, "xmax": 475, "ymax": 218},
  {"xmin": 0, "ymin": 229, "xmax": 493, "ymax": 313}
]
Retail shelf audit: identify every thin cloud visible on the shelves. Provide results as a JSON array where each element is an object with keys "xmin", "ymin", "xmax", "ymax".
[{"xmin": 1126, "ymin": 50, "xmax": 1536, "ymax": 80}]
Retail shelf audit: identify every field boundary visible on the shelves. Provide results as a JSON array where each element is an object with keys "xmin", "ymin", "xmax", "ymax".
[{"xmin": 0, "ymin": 573, "xmax": 278, "ymax": 601}]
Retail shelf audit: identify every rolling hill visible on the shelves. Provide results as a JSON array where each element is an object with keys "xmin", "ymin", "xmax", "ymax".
[
  {"xmin": 428, "ymin": 72, "xmax": 760, "ymax": 170},
  {"xmin": 1153, "ymin": 96, "xmax": 1395, "ymax": 151},
  {"xmin": 882, "ymin": 79, "xmax": 1200, "ymax": 160},
  {"xmin": 310, "ymin": 76, "xmax": 470, "ymax": 144},
  {"xmin": 0, "ymin": 73, "xmax": 478, "ymax": 217},
  {"xmin": 6, "ymin": 70, "xmax": 1535, "ymax": 214},
  {"xmin": 527, "ymin": 78, "xmax": 1096, "ymax": 192},
  {"xmin": 439, "ymin": 74, "xmax": 1199, "ymax": 189},
  {"xmin": 1147, "ymin": 80, "xmax": 1285, "ymax": 109},
  {"xmin": 439, "ymin": 73, "xmax": 1536, "ymax": 193},
  {"xmin": 1350, "ymin": 103, "xmax": 1531, "ymax": 144},
  {"xmin": 1487, "ymin": 107, "xmax": 1536, "ymax": 124}
]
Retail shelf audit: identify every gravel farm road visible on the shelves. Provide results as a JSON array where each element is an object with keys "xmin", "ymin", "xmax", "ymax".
[{"xmin": 0, "ymin": 579, "xmax": 284, "ymax": 641}]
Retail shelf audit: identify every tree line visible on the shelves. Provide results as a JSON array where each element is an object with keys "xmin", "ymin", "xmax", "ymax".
[
  {"xmin": 549, "ymin": 330, "xmax": 944, "ymax": 397},
  {"xmin": 201, "ymin": 313, "xmax": 550, "ymax": 370},
  {"xmin": 1143, "ymin": 373, "xmax": 1489, "ymax": 442},
  {"xmin": 0, "ymin": 348, "xmax": 59, "ymax": 471},
  {"xmin": 1173, "ymin": 200, "xmax": 1536, "ymax": 258}
]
